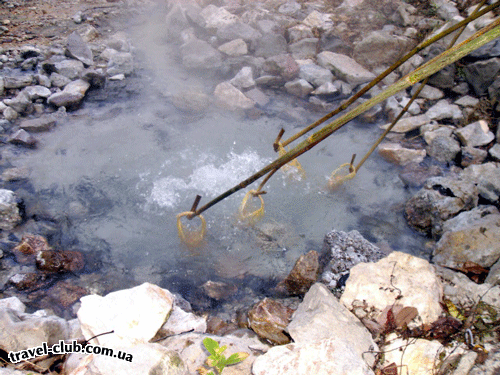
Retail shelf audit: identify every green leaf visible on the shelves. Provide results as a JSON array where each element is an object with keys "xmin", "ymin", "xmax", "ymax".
[
  {"xmin": 225, "ymin": 352, "xmax": 249, "ymax": 365},
  {"xmin": 216, "ymin": 345, "xmax": 227, "ymax": 355},
  {"xmin": 203, "ymin": 338, "xmax": 219, "ymax": 356}
]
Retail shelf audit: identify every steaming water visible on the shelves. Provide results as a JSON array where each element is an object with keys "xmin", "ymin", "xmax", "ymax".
[{"xmin": 11, "ymin": 6, "xmax": 428, "ymax": 296}]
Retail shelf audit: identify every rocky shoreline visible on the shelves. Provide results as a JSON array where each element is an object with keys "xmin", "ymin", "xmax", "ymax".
[{"xmin": 1, "ymin": 0, "xmax": 500, "ymax": 373}]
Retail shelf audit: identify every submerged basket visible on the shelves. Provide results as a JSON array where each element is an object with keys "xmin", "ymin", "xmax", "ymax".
[
  {"xmin": 328, "ymin": 163, "xmax": 356, "ymax": 190},
  {"xmin": 176, "ymin": 211, "xmax": 207, "ymax": 247},
  {"xmin": 238, "ymin": 189, "xmax": 265, "ymax": 225}
]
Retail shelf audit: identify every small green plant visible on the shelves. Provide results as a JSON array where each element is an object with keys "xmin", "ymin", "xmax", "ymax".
[{"xmin": 198, "ymin": 337, "xmax": 249, "ymax": 375}]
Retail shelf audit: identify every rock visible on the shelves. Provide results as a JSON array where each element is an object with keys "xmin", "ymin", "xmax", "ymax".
[
  {"xmin": 22, "ymin": 85, "xmax": 52, "ymax": 100},
  {"xmin": 421, "ymin": 124, "xmax": 453, "ymax": 145},
  {"xmin": 77, "ymin": 283, "xmax": 174, "ymax": 347},
  {"xmin": 298, "ymin": 63, "xmax": 333, "ymax": 88},
  {"xmin": 3, "ymin": 75, "xmax": 34, "ymax": 89},
  {"xmin": 317, "ymin": 51, "xmax": 375, "ymax": 85},
  {"xmin": 9, "ymin": 272, "xmax": 41, "ymax": 290},
  {"xmin": 398, "ymin": 163, "xmax": 444, "ymax": 188},
  {"xmin": 253, "ymin": 33, "xmax": 288, "ymax": 58},
  {"xmin": 248, "ymin": 298, "xmax": 293, "ymax": 345},
  {"xmin": 284, "ymin": 78, "xmax": 313, "ymax": 97},
  {"xmin": 171, "ymin": 90, "xmax": 210, "ymax": 113},
  {"xmin": 426, "ymin": 99, "xmax": 462, "ymax": 121},
  {"xmin": 229, "ymin": 66, "xmax": 255, "ymax": 89},
  {"xmin": 262, "ymin": 54, "xmax": 299, "ymax": 80},
  {"xmin": 486, "ymin": 257, "xmax": 500, "ymax": 285},
  {"xmin": 289, "ymin": 38, "xmax": 319, "ymax": 60},
  {"xmin": 156, "ymin": 306, "xmax": 206, "ymax": 338},
  {"xmin": 353, "ymin": 30, "xmax": 411, "ymax": 69},
  {"xmin": 433, "ymin": 206, "xmax": 500, "ymax": 269},
  {"xmin": 164, "ymin": 3, "xmax": 191, "ymax": 41},
  {"xmin": 244, "ymin": 88, "xmax": 269, "ymax": 107},
  {"xmin": 82, "ymin": 70, "xmax": 106, "ymax": 89},
  {"xmin": 378, "ymin": 142, "xmax": 426, "ymax": 166},
  {"xmin": 382, "ymin": 335, "xmax": 445, "ymax": 375},
  {"xmin": 106, "ymin": 32, "xmax": 130, "ymax": 52},
  {"xmin": 218, "ymin": 38, "xmax": 248, "ymax": 56},
  {"xmin": 200, "ymin": 5, "xmax": 238, "ymax": 29},
  {"xmin": 44, "ymin": 280, "xmax": 88, "ymax": 309},
  {"xmin": 19, "ymin": 115, "xmax": 57, "ymax": 132},
  {"xmin": 302, "ymin": 10, "xmax": 333, "ymax": 30},
  {"xmin": 3, "ymin": 106, "xmax": 18, "ymax": 121},
  {"xmin": 252, "ymin": 338, "xmax": 375, "ymax": 375},
  {"xmin": 426, "ymin": 136, "xmax": 460, "ymax": 163},
  {"xmin": 50, "ymin": 72, "xmax": 71, "ymax": 88},
  {"xmin": 181, "ymin": 39, "xmax": 222, "ymax": 70},
  {"xmin": 311, "ymin": 81, "xmax": 339, "ymax": 96},
  {"xmin": 4, "ymin": 92, "xmax": 31, "ymax": 114},
  {"xmin": 288, "ymin": 283, "xmax": 378, "ymax": 366},
  {"xmin": 341, "ymin": 251, "xmax": 443, "ymax": 325},
  {"xmin": 278, "ymin": 1, "xmax": 301, "ymax": 16},
  {"xmin": 65, "ymin": 31, "xmax": 93, "ymax": 66},
  {"xmin": 464, "ymin": 57, "xmax": 500, "ymax": 96},
  {"xmin": 0, "ymin": 189, "xmax": 22, "ymax": 230},
  {"xmin": 454, "ymin": 95, "xmax": 479, "ymax": 107},
  {"xmin": 47, "ymin": 79, "xmax": 90, "ymax": 108},
  {"xmin": 276, "ymin": 250, "xmax": 319, "ymax": 295},
  {"xmin": 36, "ymin": 250, "xmax": 85, "ymax": 273},
  {"xmin": 9, "ymin": 129, "xmax": 36, "ymax": 147},
  {"xmin": 214, "ymin": 82, "xmax": 254, "ymax": 110},
  {"xmin": 413, "ymin": 84, "xmax": 444, "ymax": 100},
  {"xmin": 0, "ymin": 296, "xmax": 26, "ymax": 313},
  {"xmin": 0, "ymin": 308, "xmax": 69, "ymax": 352},
  {"xmin": 455, "ymin": 120, "xmax": 495, "ymax": 147},
  {"xmin": 379, "ymin": 114, "xmax": 430, "ymax": 133},
  {"xmin": 286, "ymin": 24, "xmax": 314, "ymax": 44},
  {"xmin": 405, "ymin": 176, "xmax": 478, "ymax": 235},
  {"xmin": 489, "ymin": 144, "xmax": 500, "ymax": 161},
  {"xmin": 13, "ymin": 234, "xmax": 51, "ymax": 264},
  {"xmin": 217, "ymin": 22, "xmax": 262, "ymax": 44},
  {"xmin": 106, "ymin": 51, "xmax": 134, "ymax": 76},
  {"xmin": 55, "ymin": 59, "xmax": 85, "ymax": 80},
  {"xmin": 461, "ymin": 146, "xmax": 488, "ymax": 166},
  {"xmin": 321, "ymin": 230, "xmax": 384, "ymax": 288},
  {"xmin": 460, "ymin": 162, "xmax": 500, "ymax": 204},
  {"xmin": 201, "ymin": 280, "xmax": 237, "ymax": 300}
]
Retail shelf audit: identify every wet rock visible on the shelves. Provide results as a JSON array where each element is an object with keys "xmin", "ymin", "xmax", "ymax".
[
  {"xmin": 19, "ymin": 115, "xmax": 57, "ymax": 132},
  {"xmin": 42, "ymin": 280, "xmax": 88, "ymax": 309},
  {"xmin": 276, "ymin": 250, "xmax": 319, "ymax": 296},
  {"xmin": 155, "ymin": 306, "xmax": 206, "ymax": 338},
  {"xmin": 413, "ymin": 84, "xmax": 444, "ymax": 100},
  {"xmin": 9, "ymin": 272, "xmax": 41, "ymax": 290},
  {"xmin": 289, "ymin": 38, "xmax": 319, "ymax": 60},
  {"xmin": 489, "ymin": 144, "xmax": 500, "ymax": 161},
  {"xmin": 77, "ymin": 282, "xmax": 174, "ymax": 347},
  {"xmin": 460, "ymin": 146, "xmax": 488, "ymax": 167},
  {"xmin": 434, "ymin": 206, "xmax": 500, "ymax": 269},
  {"xmin": 421, "ymin": 124, "xmax": 453, "ymax": 145},
  {"xmin": 321, "ymin": 230, "xmax": 384, "ymax": 289},
  {"xmin": 399, "ymin": 163, "xmax": 444, "ymax": 188},
  {"xmin": 455, "ymin": 120, "xmax": 495, "ymax": 147},
  {"xmin": 379, "ymin": 114, "xmax": 430, "ymax": 133},
  {"xmin": 65, "ymin": 31, "xmax": 93, "ymax": 67},
  {"xmin": 200, "ymin": 4, "xmax": 238, "ymax": 30},
  {"xmin": 55, "ymin": 59, "xmax": 85, "ymax": 80},
  {"xmin": 4, "ymin": 91, "xmax": 31, "ymax": 114},
  {"xmin": 284, "ymin": 78, "xmax": 313, "ymax": 97},
  {"xmin": 262, "ymin": 54, "xmax": 299, "ymax": 80},
  {"xmin": 0, "ymin": 307, "xmax": 69, "ymax": 352},
  {"xmin": 218, "ymin": 38, "xmax": 248, "ymax": 56},
  {"xmin": 217, "ymin": 22, "xmax": 262, "ymax": 44},
  {"xmin": 426, "ymin": 136, "xmax": 460, "ymax": 163},
  {"xmin": 244, "ymin": 88, "xmax": 269, "ymax": 107},
  {"xmin": 13, "ymin": 234, "xmax": 51, "ymax": 264},
  {"xmin": 464, "ymin": 57, "xmax": 500, "ymax": 96},
  {"xmin": 36, "ymin": 250, "xmax": 85, "ymax": 273},
  {"xmin": 229, "ymin": 66, "xmax": 255, "ymax": 89},
  {"xmin": 341, "ymin": 251, "xmax": 443, "ymax": 325},
  {"xmin": 171, "ymin": 90, "xmax": 210, "ymax": 113},
  {"xmin": 22, "ymin": 85, "xmax": 52, "ymax": 100},
  {"xmin": 47, "ymin": 79, "xmax": 90, "ymax": 108},
  {"xmin": 181, "ymin": 39, "xmax": 222, "ymax": 70},
  {"xmin": 353, "ymin": 30, "xmax": 411, "ymax": 69},
  {"xmin": 214, "ymin": 81, "xmax": 255, "ymax": 110},
  {"xmin": 248, "ymin": 298, "xmax": 293, "ymax": 345},
  {"xmin": 460, "ymin": 162, "xmax": 500, "ymax": 204},
  {"xmin": 405, "ymin": 176, "xmax": 478, "ymax": 235},
  {"xmin": 201, "ymin": 280, "xmax": 238, "ymax": 301},
  {"xmin": 318, "ymin": 51, "xmax": 375, "ymax": 86},
  {"xmin": 378, "ymin": 142, "xmax": 426, "ymax": 166},
  {"xmin": 81, "ymin": 69, "xmax": 106, "ymax": 89},
  {"xmin": 426, "ymin": 99, "xmax": 462, "ymax": 121},
  {"xmin": 3, "ymin": 106, "xmax": 18, "ymax": 121},
  {"xmin": 106, "ymin": 51, "xmax": 134, "ymax": 76},
  {"xmin": 0, "ymin": 189, "xmax": 22, "ymax": 230},
  {"xmin": 253, "ymin": 33, "xmax": 288, "ymax": 58},
  {"xmin": 3, "ymin": 75, "xmax": 34, "ymax": 89},
  {"xmin": 311, "ymin": 81, "xmax": 339, "ymax": 96},
  {"xmin": 2, "ymin": 166, "xmax": 30, "ymax": 182},
  {"xmin": 298, "ymin": 63, "xmax": 333, "ymax": 88},
  {"xmin": 9, "ymin": 129, "xmax": 36, "ymax": 147}
]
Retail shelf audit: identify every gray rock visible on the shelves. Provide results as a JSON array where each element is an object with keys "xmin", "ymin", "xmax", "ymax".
[
  {"xmin": 289, "ymin": 38, "xmax": 318, "ymax": 60},
  {"xmin": 0, "ymin": 76, "xmax": 3, "ymax": 95},
  {"xmin": 464, "ymin": 57, "xmax": 500, "ymax": 96},
  {"xmin": 19, "ymin": 115, "xmax": 57, "ymax": 132},
  {"xmin": 286, "ymin": 24, "xmax": 314, "ymax": 44},
  {"xmin": 218, "ymin": 38, "xmax": 247, "ymax": 56},
  {"xmin": 82, "ymin": 69, "xmax": 106, "ymax": 89},
  {"xmin": 0, "ymin": 189, "xmax": 22, "ymax": 230},
  {"xmin": 217, "ymin": 22, "xmax": 262, "ymax": 44},
  {"xmin": 299, "ymin": 63, "xmax": 333, "ymax": 88},
  {"xmin": 55, "ymin": 59, "xmax": 85, "ymax": 80},
  {"xmin": 489, "ymin": 144, "xmax": 500, "ymax": 161},
  {"xmin": 3, "ymin": 106, "xmax": 18, "ymax": 122},
  {"xmin": 426, "ymin": 136, "xmax": 460, "ymax": 163},
  {"xmin": 106, "ymin": 51, "xmax": 134, "ymax": 76},
  {"xmin": 378, "ymin": 142, "xmax": 426, "ymax": 166},
  {"xmin": 0, "ymin": 297, "xmax": 26, "ymax": 313},
  {"xmin": 244, "ymin": 88, "xmax": 269, "ymax": 107},
  {"xmin": 455, "ymin": 120, "xmax": 495, "ymax": 147},
  {"xmin": 278, "ymin": 1, "xmax": 301, "ymax": 16},
  {"xmin": 22, "ymin": 85, "xmax": 51, "ymax": 100},
  {"xmin": 412, "ymin": 84, "xmax": 444, "ymax": 100},
  {"xmin": 47, "ymin": 79, "xmax": 90, "ymax": 108},
  {"xmin": 302, "ymin": 10, "xmax": 333, "ymax": 30},
  {"xmin": 171, "ymin": 90, "xmax": 211, "ymax": 113},
  {"xmin": 434, "ymin": 206, "xmax": 500, "ymax": 268},
  {"xmin": 214, "ymin": 82, "xmax": 254, "ymax": 110},
  {"xmin": 380, "ymin": 114, "xmax": 430, "ymax": 133},
  {"xmin": 181, "ymin": 39, "xmax": 222, "ymax": 70},
  {"xmin": 321, "ymin": 230, "xmax": 384, "ymax": 288},
  {"xmin": 9, "ymin": 129, "xmax": 36, "ymax": 147},
  {"xmin": 50, "ymin": 72, "xmax": 71, "ymax": 88},
  {"xmin": 3, "ymin": 75, "xmax": 34, "ymax": 89},
  {"xmin": 253, "ymin": 33, "xmax": 288, "ymax": 58},
  {"xmin": 285, "ymin": 79, "xmax": 313, "ymax": 97},
  {"xmin": 426, "ymin": 99, "xmax": 462, "ymax": 121},
  {"xmin": 353, "ymin": 30, "xmax": 411, "ymax": 69},
  {"xmin": 485, "ymin": 257, "xmax": 500, "ymax": 285},
  {"xmin": 65, "ymin": 31, "xmax": 93, "ymax": 66},
  {"xmin": 311, "ymin": 81, "xmax": 339, "ymax": 97},
  {"xmin": 452, "ymin": 81, "xmax": 469, "ymax": 95},
  {"xmin": 229, "ymin": 66, "xmax": 255, "ymax": 89},
  {"xmin": 454, "ymin": 95, "xmax": 479, "ymax": 107},
  {"xmin": 317, "ymin": 51, "xmax": 375, "ymax": 85},
  {"xmin": 164, "ymin": 3, "xmax": 191, "ymax": 41},
  {"xmin": 255, "ymin": 75, "xmax": 285, "ymax": 88},
  {"xmin": 461, "ymin": 146, "xmax": 487, "ymax": 167},
  {"xmin": 470, "ymin": 38, "xmax": 500, "ymax": 59},
  {"xmin": 3, "ymin": 92, "xmax": 31, "ymax": 114},
  {"xmin": 433, "ymin": 0, "xmax": 459, "ymax": 20},
  {"xmin": 106, "ymin": 32, "xmax": 131, "ymax": 52},
  {"xmin": 460, "ymin": 162, "xmax": 500, "ymax": 204},
  {"xmin": 262, "ymin": 54, "xmax": 299, "ymax": 80},
  {"xmin": 200, "ymin": 4, "xmax": 238, "ymax": 30}
]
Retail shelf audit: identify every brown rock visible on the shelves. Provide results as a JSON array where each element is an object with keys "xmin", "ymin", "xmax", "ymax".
[
  {"xmin": 248, "ymin": 298, "xmax": 293, "ymax": 345},
  {"xmin": 46, "ymin": 281, "xmax": 88, "ymax": 308},
  {"xmin": 9, "ymin": 272, "xmax": 42, "ymax": 290},
  {"xmin": 13, "ymin": 234, "xmax": 51, "ymax": 264},
  {"xmin": 9, "ymin": 129, "xmax": 37, "ymax": 148},
  {"xmin": 206, "ymin": 315, "xmax": 238, "ymax": 336},
  {"xmin": 201, "ymin": 280, "xmax": 238, "ymax": 301},
  {"xmin": 36, "ymin": 250, "xmax": 85, "ymax": 273},
  {"xmin": 276, "ymin": 250, "xmax": 319, "ymax": 295}
]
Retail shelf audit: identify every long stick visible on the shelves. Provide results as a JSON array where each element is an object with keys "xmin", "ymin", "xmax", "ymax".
[{"xmin": 187, "ymin": 18, "xmax": 500, "ymax": 219}]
